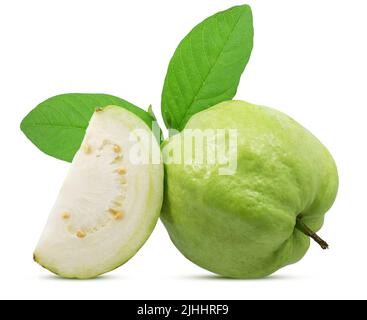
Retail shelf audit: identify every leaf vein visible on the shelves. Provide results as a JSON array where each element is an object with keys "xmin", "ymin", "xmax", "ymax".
[{"xmin": 178, "ymin": 11, "xmax": 245, "ymax": 128}]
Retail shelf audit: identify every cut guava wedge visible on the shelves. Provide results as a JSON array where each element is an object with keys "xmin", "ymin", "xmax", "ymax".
[{"xmin": 34, "ymin": 106, "xmax": 163, "ymax": 279}]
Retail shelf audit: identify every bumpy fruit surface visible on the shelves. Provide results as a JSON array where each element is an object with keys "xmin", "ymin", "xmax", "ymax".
[{"xmin": 161, "ymin": 100, "xmax": 338, "ymax": 278}]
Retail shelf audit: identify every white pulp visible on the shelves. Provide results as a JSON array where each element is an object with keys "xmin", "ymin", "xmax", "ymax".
[{"xmin": 34, "ymin": 106, "xmax": 163, "ymax": 278}]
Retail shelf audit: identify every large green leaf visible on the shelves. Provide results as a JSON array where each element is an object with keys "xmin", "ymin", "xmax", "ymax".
[
  {"xmin": 161, "ymin": 5, "xmax": 254, "ymax": 131},
  {"xmin": 20, "ymin": 93, "xmax": 156, "ymax": 162}
]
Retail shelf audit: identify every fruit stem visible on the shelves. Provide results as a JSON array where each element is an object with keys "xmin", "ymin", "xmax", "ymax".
[{"xmin": 295, "ymin": 217, "xmax": 329, "ymax": 250}]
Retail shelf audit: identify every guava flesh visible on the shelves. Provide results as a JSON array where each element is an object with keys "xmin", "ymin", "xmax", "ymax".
[
  {"xmin": 34, "ymin": 106, "xmax": 163, "ymax": 279},
  {"xmin": 161, "ymin": 100, "xmax": 338, "ymax": 278}
]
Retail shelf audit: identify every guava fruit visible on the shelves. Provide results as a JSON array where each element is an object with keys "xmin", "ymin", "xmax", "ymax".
[
  {"xmin": 34, "ymin": 106, "xmax": 163, "ymax": 279},
  {"xmin": 161, "ymin": 100, "xmax": 338, "ymax": 278}
]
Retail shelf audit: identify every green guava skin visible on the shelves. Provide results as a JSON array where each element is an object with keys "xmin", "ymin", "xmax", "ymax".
[{"xmin": 161, "ymin": 100, "xmax": 338, "ymax": 278}]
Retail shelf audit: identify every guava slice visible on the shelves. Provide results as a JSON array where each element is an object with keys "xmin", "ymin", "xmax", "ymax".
[{"xmin": 34, "ymin": 106, "xmax": 163, "ymax": 279}]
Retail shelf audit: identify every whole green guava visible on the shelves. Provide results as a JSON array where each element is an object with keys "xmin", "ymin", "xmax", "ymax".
[{"xmin": 161, "ymin": 100, "xmax": 338, "ymax": 278}]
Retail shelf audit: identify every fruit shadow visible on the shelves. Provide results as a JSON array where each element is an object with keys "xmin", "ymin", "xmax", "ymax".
[
  {"xmin": 39, "ymin": 274, "xmax": 122, "ymax": 282},
  {"xmin": 177, "ymin": 273, "xmax": 302, "ymax": 281}
]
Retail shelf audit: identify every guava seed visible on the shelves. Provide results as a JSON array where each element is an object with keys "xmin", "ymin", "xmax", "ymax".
[
  {"xmin": 109, "ymin": 208, "xmax": 124, "ymax": 220},
  {"xmin": 113, "ymin": 144, "xmax": 121, "ymax": 153},
  {"xmin": 76, "ymin": 230, "xmax": 86, "ymax": 238},
  {"xmin": 113, "ymin": 156, "xmax": 122, "ymax": 163},
  {"xmin": 117, "ymin": 167, "xmax": 126, "ymax": 175},
  {"xmin": 83, "ymin": 144, "xmax": 92, "ymax": 154},
  {"xmin": 61, "ymin": 212, "xmax": 70, "ymax": 220}
]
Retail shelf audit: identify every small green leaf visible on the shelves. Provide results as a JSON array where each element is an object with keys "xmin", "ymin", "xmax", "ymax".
[
  {"xmin": 161, "ymin": 5, "xmax": 254, "ymax": 131},
  {"xmin": 148, "ymin": 104, "xmax": 157, "ymax": 120},
  {"xmin": 20, "ymin": 93, "xmax": 155, "ymax": 162}
]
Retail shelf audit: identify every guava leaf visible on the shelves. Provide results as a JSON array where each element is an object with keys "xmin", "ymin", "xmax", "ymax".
[
  {"xmin": 20, "ymin": 93, "xmax": 155, "ymax": 162},
  {"xmin": 161, "ymin": 5, "xmax": 254, "ymax": 131}
]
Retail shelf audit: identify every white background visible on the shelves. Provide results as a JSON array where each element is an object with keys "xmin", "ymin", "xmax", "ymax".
[{"xmin": 0, "ymin": 0, "xmax": 366, "ymax": 300}]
